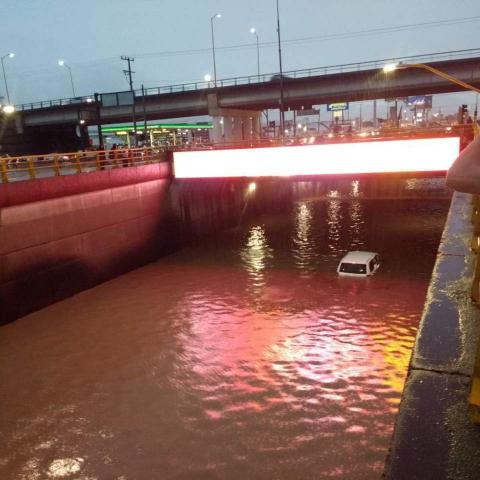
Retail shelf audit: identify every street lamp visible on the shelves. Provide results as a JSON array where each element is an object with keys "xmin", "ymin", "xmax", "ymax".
[
  {"xmin": 250, "ymin": 27, "xmax": 260, "ymax": 80},
  {"xmin": 204, "ymin": 73, "xmax": 212, "ymax": 88},
  {"xmin": 1, "ymin": 52, "xmax": 15, "ymax": 105},
  {"xmin": 210, "ymin": 13, "xmax": 221, "ymax": 87},
  {"xmin": 58, "ymin": 59, "xmax": 76, "ymax": 97},
  {"xmin": 384, "ymin": 63, "xmax": 480, "ymax": 193},
  {"xmin": 276, "ymin": 0, "xmax": 285, "ymax": 140},
  {"xmin": 2, "ymin": 104, "xmax": 15, "ymax": 114},
  {"xmin": 382, "ymin": 62, "xmax": 480, "ymax": 94},
  {"xmin": 383, "ymin": 62, "xmax": 480, "ymax": 131}
]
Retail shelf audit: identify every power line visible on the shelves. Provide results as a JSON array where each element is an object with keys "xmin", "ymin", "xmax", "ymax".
[
  {"xmin": 11, "ymin": 14, "xmax": 480, "ymax": 78},
  {"xmin": 132, "ymin": 15, "xmax": 480, "ymax": 60}
]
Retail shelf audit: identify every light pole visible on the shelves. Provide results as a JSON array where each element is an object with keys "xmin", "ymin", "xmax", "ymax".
[
  {"xmin": 1, "ymin": 53, "xmax": 15, "ymax": 105},
  {"xmin": 210, "ymin": 13, "xmax": 221, "ymax": 87},
  {"xmin": 276, "ymin": 0, "xmax": 285, "ymax": 140},
  {"xmin": 383, "ymin": 62, "xmax": 480, "ymax": 134},
  {"xmin": 383, "ymin": 63, "xmax": 480, "ymax": 194},
  {"xmin": 383, "ymin": 62, "xmax": 480, "ymax": 94},
  {"xmin": 58, "ymin": 60, "xmax": 76, "ymax": 97},
  {"xmin": 250, "ymin": 27, "xmax": 260, "ymax": 80}
]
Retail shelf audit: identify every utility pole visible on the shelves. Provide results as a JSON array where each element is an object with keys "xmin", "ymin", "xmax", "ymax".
[
  {"xmin": 475, "ymin": 93, "xmax": 479, "ymax": 125},
  {"xmin": 94, "ymin": 92, "xmax": 103, "ymax": 149},
  {"xmin": 276, "ymin": 0, "xmax": 285, "ymax": 141},
  {"xmin": 142, "ymin": 84, "xmax": 148, "ymax": 145},
  {"xmin": 121, "ymin": 55, "xmax": 138, "ymax": 147}
]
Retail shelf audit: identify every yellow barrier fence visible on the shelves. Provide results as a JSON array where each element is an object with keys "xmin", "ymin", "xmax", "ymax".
[
  {"xmin": 0, "ymin": 147, "xmax": 166, "ymax": 183},
  {"xmin": 470, "ymin": 193, "xmax": 480, "ymax": 423}
]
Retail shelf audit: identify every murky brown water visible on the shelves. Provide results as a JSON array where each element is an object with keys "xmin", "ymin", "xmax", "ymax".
[{"xmin": 0, "ymin": 178, "xmax": 450, "ymax": 480}]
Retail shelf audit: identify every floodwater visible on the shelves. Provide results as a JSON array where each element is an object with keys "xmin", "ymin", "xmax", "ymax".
[{"xmin": 0, "ymin": 178, "xmax": 450, "ymax": 480}]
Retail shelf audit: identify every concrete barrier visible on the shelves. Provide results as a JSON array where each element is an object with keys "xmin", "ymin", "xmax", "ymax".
[
  {"xmin": 0, "ymin": 164, "xmax": 174, "ymax": 324},
  {"xmin": 0, "ymin": 162, "xmax": 171, "ymax": 208},
  {"xmin": 383, "ymin": 192, "xmax": 480, "ymax": 479}
]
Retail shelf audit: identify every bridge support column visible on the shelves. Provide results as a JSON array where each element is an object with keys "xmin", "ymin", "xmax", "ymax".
[{"xmin": 208, "ymin": 94, "xmax": 261, "ymax": 144}]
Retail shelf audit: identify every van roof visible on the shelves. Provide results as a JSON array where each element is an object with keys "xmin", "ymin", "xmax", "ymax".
[{"xmin": 339, "ymin": 251, "xmax": 378, "ymax": 263}]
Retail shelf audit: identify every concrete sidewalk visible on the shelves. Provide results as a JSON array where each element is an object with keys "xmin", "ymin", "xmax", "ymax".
[{"xmin": 384, "ymin": 192, "xmax": 480, "ymax": 479}]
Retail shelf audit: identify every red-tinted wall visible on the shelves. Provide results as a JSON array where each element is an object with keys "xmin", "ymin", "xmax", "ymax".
[{"xmin": 0, "ymin": 164, "xmax": 173, "ymax": 324}]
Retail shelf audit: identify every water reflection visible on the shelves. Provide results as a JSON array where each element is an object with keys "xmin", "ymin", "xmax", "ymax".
[
  {"xmin": 351, "ymin": 180, "xmax": 360, "ymax": 198},
  {"xmin": 240, "ymin": 225, "xmax": 273, "ymax": 293},
  {"xmin": 349, "ymin": 198, "xmax": 364, "ymax": 249},
  {"xmin": 327, "ymin": 190, "xmax": 342, "ymax": 254},
  {"xmin": 292, "ymin": 202, "xmax": 318, "ymax": 276},
  {"xmin": 0, "ymin": 178, "xmax": 450, "ymax": 480}
]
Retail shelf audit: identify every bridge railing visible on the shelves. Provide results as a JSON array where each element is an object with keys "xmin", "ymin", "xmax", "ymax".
[
  {"xmin": 141, "ymin": 47, "xmax": 480, "ymax": 97},
  {"xmin": 0, "ymin": 147, "xmax": 167, "ymax": 184},
  {"xmin": 171, "ymin": 125, "xmax": 466, "ymax": 152},
  {"xmin": 15, "ymin": 47, "xmax": 480, "ymax": 111}
]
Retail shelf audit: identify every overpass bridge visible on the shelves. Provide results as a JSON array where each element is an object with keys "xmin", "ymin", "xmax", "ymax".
[{"xmin": 2, "ymin": 48, "xmax": 480, "ymax": 154}]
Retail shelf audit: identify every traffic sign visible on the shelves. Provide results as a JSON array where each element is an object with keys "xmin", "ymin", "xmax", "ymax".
[{"xmin": 327, "ymin": 102, "xmax": 349, "ymax": 112}]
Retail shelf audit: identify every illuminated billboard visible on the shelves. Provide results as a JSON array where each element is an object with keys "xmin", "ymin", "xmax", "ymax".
[
  {"xmin": 407, "ymin": 96, "xmax": 433, "ymax": 108},
  {"xmin": 173, "ymin": 137, "xmax": 460, "ymax": 179}
]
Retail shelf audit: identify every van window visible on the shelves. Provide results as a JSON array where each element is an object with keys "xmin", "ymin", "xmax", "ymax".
[
  {"xmin": 369, "ymin": 260, "xmax": 375, "ymax": 272},
  {"xmin": 339, "ymin": 262, "xmax": 366, "ymax": 274}
]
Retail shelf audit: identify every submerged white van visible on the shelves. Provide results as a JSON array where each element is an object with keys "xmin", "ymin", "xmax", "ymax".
[{"xmin": 337, "ymin": 251, "xmax": 380, "ymax": 277}]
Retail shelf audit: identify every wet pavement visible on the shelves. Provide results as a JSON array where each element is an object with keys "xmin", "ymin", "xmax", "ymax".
[{"xmin": 384, "ymin": 192, "xmax": 480, "ymax": 480}]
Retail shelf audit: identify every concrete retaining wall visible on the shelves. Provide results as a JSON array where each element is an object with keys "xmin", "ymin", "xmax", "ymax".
[
  {"xmin": 383, "ymin": 192, "xmax": 480, "ymax": 479},
  {"xmin": 0, "ymin": 162, "xmax": 170, "ymax": 207},
  {"xmin": 0, "ymin": 164, "xmax": 174, "ymax": 324}
]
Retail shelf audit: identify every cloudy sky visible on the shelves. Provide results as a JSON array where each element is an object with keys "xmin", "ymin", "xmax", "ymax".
[{"xmin": 1, "ymin": 0, "xmax": 479, "ymax": 113}]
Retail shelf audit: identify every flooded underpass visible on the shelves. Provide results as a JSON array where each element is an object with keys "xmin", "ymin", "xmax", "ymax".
[{"xmin": 0, "ymin": 176, "xmax": 451, "ymax": 480}]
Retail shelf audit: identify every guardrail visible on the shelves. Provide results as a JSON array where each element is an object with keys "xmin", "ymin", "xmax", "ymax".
[
  {"xmin": 15, "ymin": 47, "xmax": 480, "ymax": 112},
  {"xmin": 0, "ymin": 147, "xmax": 166, "ymax": 184},
  {"xmin": 172, "ymin": 125, "xmax": 469, "ymax": 152}
]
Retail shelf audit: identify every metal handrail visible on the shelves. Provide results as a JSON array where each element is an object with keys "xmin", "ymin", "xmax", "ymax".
[
  {"xmin": 470, "ymin": 191, "xmax": 480, "ymax": 423},
  {"xmin": 0, "ymin": 147, "xmax": 167, "ymax": 184},
  {"xmin": 15, "ymin": 47, "xmax": 480, "ymax": 112},
  {"xmin": 170, "ymin": 125, "xmax": 465, "ymax": 152}
]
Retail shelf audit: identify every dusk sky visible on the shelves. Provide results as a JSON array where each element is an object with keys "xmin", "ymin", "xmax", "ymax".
[{"xmin": 2, "ymin": 0, "xmax": 479, "ymax": 113}]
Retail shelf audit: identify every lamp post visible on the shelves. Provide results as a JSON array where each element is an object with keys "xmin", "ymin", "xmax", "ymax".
[
  {"xmin": 382, "ymin": 62, "xmax": 480, "ymax": 94},
  {"xmin": 276, "ymin": 0, "xmax": 285, "ymax": 140},
  {"xmin": 250, "ymin": 27, "xmax": 260, "ymax": 80},
  {"xmin": 210, "ymin": 13, "xmax": 221, "ymax": 87},
  {"xmin": 1, "ymin": 53, "xmax": 15, "ymax": 105},
  {"xmin": 383, "ymin": 63, "xmax": 480, "ymax": 194},
  {"xmin": 58, "ymin": 60, "xmax": 76, "ymax": 97},
  {"xmin": 383, "ymin": 62, "xmax": 480, "ymax": 135}
]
